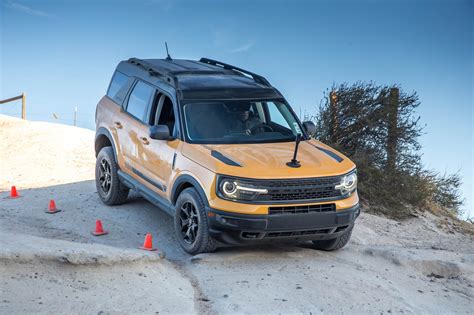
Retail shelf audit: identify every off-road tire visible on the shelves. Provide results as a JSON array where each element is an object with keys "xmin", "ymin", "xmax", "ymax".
[
  {"xmin": 95, "ymin": 146, "xmax": 129, "ymax": 205},
  {"xmin": 174, "ymin": 188, "xmax": 217, "ymax": 255},
  {"xmin": 311, "ymin": 225, "xmax": 354, "ymax": 251}
]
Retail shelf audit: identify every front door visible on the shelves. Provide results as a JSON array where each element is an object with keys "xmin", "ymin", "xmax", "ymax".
[
  {"xmin": 121, "ymin": 83, "xmax": 178, "ymax": 198},
  {"xmin": 133, "ymin": 92, "xmax": 179, "ymax": 197}
]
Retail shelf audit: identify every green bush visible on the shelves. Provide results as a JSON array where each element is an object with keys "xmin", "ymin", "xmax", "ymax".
[{"xmin": 310, "ymin": 82, "xmax": 464, "ymax": 219}]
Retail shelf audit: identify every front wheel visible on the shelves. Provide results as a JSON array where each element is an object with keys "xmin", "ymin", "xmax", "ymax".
[
  {"xmin": 95, "ymin": 146, "xmax": 129, "ymax": 205},
  {"xmin": 311, "ymin": 225, "xmax": 354, "ymax": 251},
  {"xmin": 174, "ymin": 188, "xmax": 217, "ymax": 255}
]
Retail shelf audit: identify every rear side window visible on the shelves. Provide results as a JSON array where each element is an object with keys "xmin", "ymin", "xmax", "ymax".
[
  {"xmin": 107, "ymin": 71, "xmax": 129, "ymax": 104},
  {"xmin": 126, "ymin": 81, "xmax": 154, "ymax": 121}
]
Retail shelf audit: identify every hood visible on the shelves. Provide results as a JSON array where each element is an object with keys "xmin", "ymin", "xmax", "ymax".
[{"xmin": 181, "ymin": 139, "xmax": 355, "ymax": 179}]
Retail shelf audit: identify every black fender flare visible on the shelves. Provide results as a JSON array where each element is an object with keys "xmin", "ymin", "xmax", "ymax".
[
  {"xmin": 171, "ymin": 174, "xmax": 210, "ymax": 207},
  {"xmin": 95, "ymin": 127, "xmax": 118, "ymax": 160}
]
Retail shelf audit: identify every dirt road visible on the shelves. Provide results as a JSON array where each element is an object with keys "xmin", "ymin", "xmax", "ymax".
[{"xmin": 1, "ymin": 115, "xmax": 472, "ymax": 314}]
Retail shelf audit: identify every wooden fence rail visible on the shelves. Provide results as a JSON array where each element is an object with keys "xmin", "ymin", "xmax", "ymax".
[{"xmin": 0, "ymin": 92, "xmax": 26, "ymax": 119}]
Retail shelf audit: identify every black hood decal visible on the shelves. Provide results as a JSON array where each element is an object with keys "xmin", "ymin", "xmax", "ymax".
[
  {"xmin": 210, "ymin": 150, "xmax": 242, "ymax": 167},
  {"xmin": 308, "ymin": 143, "xmax": 344, "ymax": 163}
]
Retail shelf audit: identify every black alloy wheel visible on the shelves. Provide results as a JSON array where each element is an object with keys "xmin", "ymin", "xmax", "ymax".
[
  {"xmin": 174, "ymin": 188, "xmax": 217, "ymax": 254},
  {"xmin": 98, "ymin": 158, "xmax": 112, "ymax": 194},
  {"xmin": 95, "ymin": 146, "xmax": 129, "ymax": 205},
  {"xmin": 178, "ymin": 201, "xmax": 199, "ymax": 245}
]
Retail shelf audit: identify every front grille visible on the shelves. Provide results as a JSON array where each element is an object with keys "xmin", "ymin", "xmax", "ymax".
[
  {"xmin": 268, "ymin": 203, "xmax": 336, "ymax": 215},
  {"xmin": 240, "ymin": 176, "xmax": 342, "ymax": 203}
]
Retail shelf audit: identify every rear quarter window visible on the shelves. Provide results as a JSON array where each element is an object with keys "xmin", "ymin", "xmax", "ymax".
[
  {"xmin": 107, "ymin": 71, "xmax": 131, "ymax": 105},
  {"xmin": 126, "ymin": 81, "xmax": 154, "ymax": 121}
]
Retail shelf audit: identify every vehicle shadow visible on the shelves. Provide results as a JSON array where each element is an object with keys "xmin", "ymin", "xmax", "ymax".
[{"xmin": 1, "ymin": 180, "xmax": 324, "ymax": 263}]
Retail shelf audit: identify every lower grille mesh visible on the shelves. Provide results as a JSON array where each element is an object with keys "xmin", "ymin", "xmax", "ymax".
[
  {"xmin": 268, "ymin": 203, "xmax": 336, "ymax": 215},
  {"xmin": 266, "ymin": 229, "xmax": 332, "ymax": 238}
]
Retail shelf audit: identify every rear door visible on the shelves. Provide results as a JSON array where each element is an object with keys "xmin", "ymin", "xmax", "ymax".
[{"xmin": 96, "ymin": 71, "xmax": 134, "ymax": 170}]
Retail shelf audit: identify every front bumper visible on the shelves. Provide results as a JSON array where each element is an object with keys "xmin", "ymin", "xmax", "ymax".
[{"xmin": 206, "ymin": 204, "xmax": 360, "ymax": 245}]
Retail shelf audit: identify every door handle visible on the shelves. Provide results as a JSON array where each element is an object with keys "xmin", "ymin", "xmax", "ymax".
[
  {"xmin": 140, "ymin": 137, "xmax": 150, "ymax": 145},
  {"xmin": 114, "ymin": 121, "xmax": 123, "ymax": 129}
]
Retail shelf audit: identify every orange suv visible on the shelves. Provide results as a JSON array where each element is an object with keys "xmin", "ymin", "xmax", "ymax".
[{"xmin": 95, "ymin": 57, "xmax": 360, "ymax": 254}]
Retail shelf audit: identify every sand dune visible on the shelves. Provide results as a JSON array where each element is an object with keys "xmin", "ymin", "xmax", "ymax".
[{"xmin": 0, "ymin": 114, "xmax": 95, "ymax": 190}]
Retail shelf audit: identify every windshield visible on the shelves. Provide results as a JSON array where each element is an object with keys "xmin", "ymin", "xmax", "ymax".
[{"xmin": 183, "ymin": 100, "xmax": 303, "ymax": 144}]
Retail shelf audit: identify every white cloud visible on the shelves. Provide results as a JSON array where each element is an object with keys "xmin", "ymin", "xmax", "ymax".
[
  {"xmin": 211, "ymin": 28, "xmax": 254, "ymax": 53},
  {"xmin": 229, "ymin": 42, "xmax": 254, "ymax": 53},
  {"xmin": 4, "ymin": 1, "xmax": 52, "ymax": 17}
]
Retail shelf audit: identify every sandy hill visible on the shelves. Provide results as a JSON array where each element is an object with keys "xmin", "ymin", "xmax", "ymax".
[{"xmin": 0, "ymin": 114, "xmax": 95, "ymax": 190}]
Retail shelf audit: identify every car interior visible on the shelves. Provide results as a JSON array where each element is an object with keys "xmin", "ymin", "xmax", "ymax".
[{"xmin": 183, "ymin": 101, "xmax": 295, "ymax": 141}]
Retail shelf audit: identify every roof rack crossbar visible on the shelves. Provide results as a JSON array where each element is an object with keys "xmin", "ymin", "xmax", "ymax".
[
  {"xmin": 127, "ymin": 58, "xmax": 178, "ymax": 88},
  {"xmin": 199, "ymin": 58, "xmax": 271, "ymax": 87}
]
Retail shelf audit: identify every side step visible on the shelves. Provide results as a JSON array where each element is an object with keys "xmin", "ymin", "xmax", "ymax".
[{"xmin": 118, "ymin": 170, "xmax": 175, "ymax": 216}]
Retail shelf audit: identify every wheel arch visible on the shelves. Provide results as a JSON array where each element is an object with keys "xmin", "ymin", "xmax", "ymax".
[
  {"xmin": 95, "ymin": 127, "xmax": 117, "ymax": 159},
  {"xmin": 171, "ymin": 174, "xmax": 210, "ymax": 207}
]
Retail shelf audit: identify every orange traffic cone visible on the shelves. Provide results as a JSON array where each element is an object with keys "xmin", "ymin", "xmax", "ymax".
[
  {"xmin": 45, "ymin": 199, "xmax": 61, "ymax": 214},
  {"xmin": 140, "ymin": 233, "xmax": 157, "ymax": 251},
  {"xmin": 9, "ymin": 186, "xmax": 20, "ymax": 199},
  {"xmin": 92, "ymin": 220, "xmax": 108, "ymax": 236}
]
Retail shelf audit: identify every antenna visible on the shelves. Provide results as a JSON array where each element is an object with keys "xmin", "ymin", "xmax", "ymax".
[
  {"xmin": 286, "ymin": 134, "xmax": 302, "ymax": 168},
  {"xmin": 165, "ymin": 42, "xmax": 172, "ymax": 60}
]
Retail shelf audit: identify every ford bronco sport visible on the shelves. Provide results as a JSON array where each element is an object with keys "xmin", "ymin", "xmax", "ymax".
[{"xmin": 95, "ymin": 57, "xmax": 360, "ymax": 254}]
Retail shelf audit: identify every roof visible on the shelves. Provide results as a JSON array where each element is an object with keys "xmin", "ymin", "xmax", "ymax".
[{"xmin": 116, "ymin": 57, "xmax": 283, "ymax": 100}]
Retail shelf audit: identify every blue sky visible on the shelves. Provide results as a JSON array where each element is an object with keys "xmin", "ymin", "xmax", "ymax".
[{"xmin": 1, "ymin": 0, "xmax": 472, "ymax": 217}]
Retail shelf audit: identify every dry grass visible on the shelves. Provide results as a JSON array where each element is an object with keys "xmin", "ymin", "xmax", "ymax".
[
  {"xmin": 425, "ymin": 201, "xmax": 474, "ymax": 235},
  {"xmin": 361, "ymin": 199, "xmax": 474, "ymax": 236}
]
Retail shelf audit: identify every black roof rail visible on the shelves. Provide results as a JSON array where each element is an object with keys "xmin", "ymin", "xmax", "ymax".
[
  {"xmin": 199, "ymin": 58, "xmax": 271, "ymax": 87},
  {"xmin": 127, "ymin": 58, "xmax": 177, "ymax": 88}
]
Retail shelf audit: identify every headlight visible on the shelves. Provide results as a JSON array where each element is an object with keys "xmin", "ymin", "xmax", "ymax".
[
  {"xmin": 335, "ymin": 170, "xmax": 357, "ymax": 195},
  {"xmin": 217, "ymin": 176, "xmax": 268, "ymax": 202}
]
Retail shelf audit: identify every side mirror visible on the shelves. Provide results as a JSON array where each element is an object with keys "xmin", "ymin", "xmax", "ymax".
[
  {"xmin": 150, "ymin": 125, "xmax": 174, "ymax": 141},
  {"xmin": 302, "ymin": 121, "xmax": 316, "ymax": 136}
]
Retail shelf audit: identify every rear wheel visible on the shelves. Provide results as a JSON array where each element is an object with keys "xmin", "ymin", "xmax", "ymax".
[
  {"xmin": 311, "ymin": 225, "xmax": 354, "ymax": 251},
  {"xmin": 174, "ymin": 188, "xmax": 217, "ymax": 255},
  {"xmin": 95, "ymin": 146, "xmax": 129, "ymax": 205}
]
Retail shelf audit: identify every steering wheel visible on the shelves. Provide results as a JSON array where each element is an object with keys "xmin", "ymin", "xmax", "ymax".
[{"xmin": 248, "ymin": 123, "xmax": 274, "ymax": 134}]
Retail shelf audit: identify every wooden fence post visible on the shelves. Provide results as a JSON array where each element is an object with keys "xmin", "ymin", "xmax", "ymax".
[
  {"xmin": 74, "ymin": 106, "xmax": 77, "ymax": 126},
  {"xmin": 21, "ymin": 92, "xmax": 26, "ymax": 120},
  {"xmin": 386, "ymin": 87, "xmax": 399, "ymax": 173}
]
